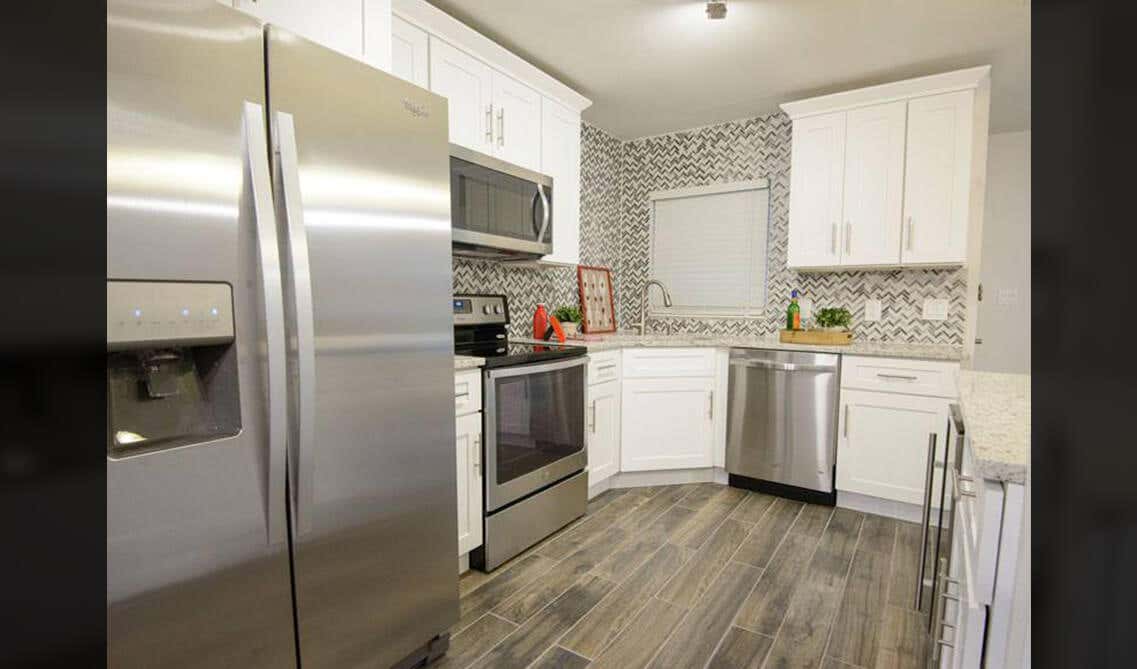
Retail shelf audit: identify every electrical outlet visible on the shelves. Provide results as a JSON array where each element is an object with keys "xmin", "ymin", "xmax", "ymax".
[
  {"xmin": 922, "ymin": 297, "xmax": 949, "ymax": 321},
  {"xmin": 798, "ymin": 298, "xmax": 813, "ymax": 321},
  {"xmin": 864, "ymin": 299, "xmax": 882, "ymax": 322}
]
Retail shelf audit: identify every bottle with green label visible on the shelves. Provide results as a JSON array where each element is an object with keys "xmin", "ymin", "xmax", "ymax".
[{"xmin": 786, "ymin": 289, "xmax": 801, "ymax": 330}]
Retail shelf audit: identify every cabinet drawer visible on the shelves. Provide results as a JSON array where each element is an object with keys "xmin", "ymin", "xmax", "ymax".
[
  {"xmin": 454, "ymin": 369, "xmax": 482, "ymax": 417},
  {"xmin": 623, "ymin": 348, "xmax": 717, "ymax": 378},
  {"xmin": 587, "ymin": 351, "xmax": 621, "ymax": 385},
  {"xmin": 840, "ymin": 355, "xmax": 958, "ymax": 397}
]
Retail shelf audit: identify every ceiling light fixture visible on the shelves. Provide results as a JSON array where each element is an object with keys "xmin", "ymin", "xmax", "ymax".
[{"xmin": 706, "ymin": 1, "xmax": 727, "ymax": 20}]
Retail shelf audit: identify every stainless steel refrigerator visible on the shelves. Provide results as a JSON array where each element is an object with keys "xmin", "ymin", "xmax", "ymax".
[{"xmin": 107, "ymin": 2, "xmax": 458, "ymax": 666}]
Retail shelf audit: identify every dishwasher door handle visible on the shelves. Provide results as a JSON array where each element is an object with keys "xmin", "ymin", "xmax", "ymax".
[{"xmin": 730, "ymin": 360, "xmax": 837, "ymax": 373}]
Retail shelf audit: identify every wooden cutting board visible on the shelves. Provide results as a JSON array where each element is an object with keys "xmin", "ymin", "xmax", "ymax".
[{"xmin": 779, "ymin": 329, "xmax": 853, "ymax": 345}]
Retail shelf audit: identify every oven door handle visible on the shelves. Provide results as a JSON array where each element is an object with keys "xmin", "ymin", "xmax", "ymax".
[{"xmin": 485, "ymin": 355, "xmax": 588, "ymax": 380}]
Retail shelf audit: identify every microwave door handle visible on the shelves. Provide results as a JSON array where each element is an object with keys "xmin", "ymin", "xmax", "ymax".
[
  {"xmin": 272, "ymin": 110, "xmax": 317, "ymax": 538},
  {"xmin": 534, "ymin": 184, "xmax": 550, "ymax": 243},
  {"xmin": 243, "ymin": 102, "xmax": 288, "ymax": 547}
]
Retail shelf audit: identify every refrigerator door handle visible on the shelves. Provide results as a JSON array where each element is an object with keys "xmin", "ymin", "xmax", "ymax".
[
  {"xmin": 272, "ymin": 110, "xmax": 317, "ymax": 536},
  {"xmin": 243, "ymin": 101, "xmax": 288, "ymax": 547}
]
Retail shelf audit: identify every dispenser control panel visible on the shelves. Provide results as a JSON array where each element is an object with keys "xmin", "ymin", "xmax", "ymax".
[{"xmin": 108, "ymin": 281, "xmax": 235, "ymax": 351}]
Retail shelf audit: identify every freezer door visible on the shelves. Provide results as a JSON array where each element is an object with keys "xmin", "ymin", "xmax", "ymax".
[
  {"xmin": 106, "ymin": 2, "xmax": 294, "ymax": 667},
  {"xmin": 267, "ymin": 26, "xmax": 459, "ymax": 668}
]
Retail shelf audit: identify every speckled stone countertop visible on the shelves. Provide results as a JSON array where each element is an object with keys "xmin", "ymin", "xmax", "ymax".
[
  {"xmin": 523, "ymin": 332, "xmax": 962, "ymax": 362},
  {"xmin": 957, "ymin": 370, "xmax": 1030, "ymax": 484},
  {"xmin": 454, "ymin": 355, "xmax": 484, "ymax": 370}
]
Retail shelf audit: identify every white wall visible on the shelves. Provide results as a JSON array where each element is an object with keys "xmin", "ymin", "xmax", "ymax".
[{"xmin": 973, "ymin": 130, "xmax": 1031, "ymax": 373}]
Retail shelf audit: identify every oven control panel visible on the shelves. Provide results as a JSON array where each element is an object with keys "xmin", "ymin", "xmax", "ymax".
[{"xmin": 453, "ymin": 294, "xmax": 508, "ymax": 326}]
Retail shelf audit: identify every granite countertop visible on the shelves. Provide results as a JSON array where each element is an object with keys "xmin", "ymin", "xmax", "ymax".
[
  {"xmin": 957, "ymin": 370, "xmax": 1030, "ymax": 484},
  {"xmin": 531, "ymin": 332, "xmax": 962, "ymax": 362},
  {"xmin": 454, "ymin": 355, "xmax": 484, "ymax": 370}
]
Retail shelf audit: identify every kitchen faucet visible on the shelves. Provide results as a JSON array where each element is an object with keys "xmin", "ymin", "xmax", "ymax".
[{"xmin": 636, "ymin": 279, "xmax": 673, "ymax": 335}]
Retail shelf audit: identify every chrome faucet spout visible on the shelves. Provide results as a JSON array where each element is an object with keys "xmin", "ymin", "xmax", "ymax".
[{"xmin": 636, "ymin": 279, "xmax": 673, "ymax": 335}]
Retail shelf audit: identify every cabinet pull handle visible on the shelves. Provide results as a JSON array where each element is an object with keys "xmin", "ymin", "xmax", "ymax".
[
  {"xmin": 915, "ymin": 432, "xmax": 937, "ymax": 610},
  {"xmin": 589, "ymin": 400, "xmax": 597, "ymax": 433},
  {"xmin": 845, "ymin": 221, "xmax": 852, "ymax": 254},
  {"xmin": 485, "ymin": 104, "xmax": 493, "ymax": 144},
  {"xmin": 831, "ymin": 223, "xmax": 837, "ymax": 255},
  {"xmin": 472, "ymin": 435, "xmax": 480, "ymax": 474},
  {"xmin": 876, "ymin": 373, "xmax": 918, "ymax": 381},
  {"xmin": 497, "ymin": 108, "xmax": 504, "ymax": 147},
  {"xmin": 843, "ymin": 405, "xmax": 851, "ymax": 438},
  {"xmin": 906, "ymin": 216, "xmax": 914, "ymax": 251},
  {"xmin": 707, "ymin": 391, "xmax": 714, "ymax": 420}
]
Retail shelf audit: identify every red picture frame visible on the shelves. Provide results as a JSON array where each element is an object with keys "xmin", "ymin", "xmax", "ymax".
[{"xmin": 577, "ymin": 265, "xmax": 617, "ymax": 334}]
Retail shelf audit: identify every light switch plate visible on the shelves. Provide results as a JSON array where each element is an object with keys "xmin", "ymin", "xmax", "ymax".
[
  {"xmin": 798, "ymin": 298, "xmax": 813, "ymax": 321},
  {"xmin": 922, "ymin": 297, "xmax": 949, "ymax": 321},
  {"xmin": 863, "ymin": 299, "xmax": 882, "ymax": 322},
  {"xmin": 997, "ymin": 288, "xmax": 1019, "ymax": 305}
]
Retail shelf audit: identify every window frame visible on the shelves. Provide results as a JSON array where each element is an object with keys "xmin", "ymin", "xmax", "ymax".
[{"xmin": 647, "ymin": 179, "xmax": 771, "ymax": 319}]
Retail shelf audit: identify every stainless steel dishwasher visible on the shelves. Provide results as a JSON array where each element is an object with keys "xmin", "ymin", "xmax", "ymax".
[{"xmin": 725, "ymin": 348, "xmax": 840, "ymax": 505}]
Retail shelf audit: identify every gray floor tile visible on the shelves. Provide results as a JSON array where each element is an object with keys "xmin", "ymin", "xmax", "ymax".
[
  {"xmin": 529, "ymin": 645, "xmax": 591, "ymax": 669},
  {"xmin": 707, "ymin": 626, "xmax": 774, "ymax": 669},
  {"xmin": 589, "ymin": 597, "xmax": 687, "ymax": 669},
  {"xmin": 733, "ymin": 498, "xmax": 804, "ymax": 568},
  {"xmin": 648, "ymin": 561, "xmax": 762, "ymax": 668},
  {"xmin": 656, "ymin": 518, "xmax": 750, "ymax": 607}
]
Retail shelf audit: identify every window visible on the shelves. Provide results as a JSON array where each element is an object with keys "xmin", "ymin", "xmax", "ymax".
[{"xmin": 648, "ymin": 180, "xmax": 770, "ymax": 317}]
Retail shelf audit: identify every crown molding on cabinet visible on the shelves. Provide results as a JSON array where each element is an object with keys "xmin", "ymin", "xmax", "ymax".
[
  {"xmin": 392, "ymin": 0, "xmax": 592, "ymax": 113},
  {"xmin": 780, "ymin": 65, "xmax": 991, "ymax": 120}
]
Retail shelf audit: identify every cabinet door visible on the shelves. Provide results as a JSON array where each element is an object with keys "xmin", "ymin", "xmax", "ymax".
[
  {"xmin": 540, "ymin": 98, "xmax": 581, "ymax": 264},
  {"xmin": 236, "ymin": 0, "xmax": 363, "ymax": 59},
  {"xmin": 841, "ymin": 101, "xmax": 906, "ymax": 266},
  {"xmin": 390, "ymin": 15, "xmax": 429, "ymax": 87},
  {"xmin": 621, "ymin": 377, "xmax": 714, "ymax": 471},
  {"xmin": 787, "ymin": 111, "xmax": 846, "ymax": 268},
  {"xmin": 901, "ymin": 90, "xmax": 974, "ymax": 265},
  {"xmin": 836, "ymin": 389, "xmax": 949, "ymax": 505},
  {"xmin": 455, "ymin": 412, "xmax": 483, "ymax": 555},
  {"xmin": 587, "ymin": 380, "xmax": 620, "ymax": 486},
  {"xmin": 429, "ymin": 37, "xmax": 493, "ymax": 153},
  {"xmin": 491, "ymin": 71, "xmax": 542, "ymax": 171}
]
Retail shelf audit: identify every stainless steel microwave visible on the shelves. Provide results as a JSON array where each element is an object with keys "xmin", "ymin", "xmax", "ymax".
[{"xmin": 450, "ymin": 143, "xmax": 553, "ymax": 261}]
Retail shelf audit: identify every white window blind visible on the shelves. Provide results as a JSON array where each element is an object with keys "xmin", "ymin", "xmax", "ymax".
[{"xmin": 649, "ymin": 181, "xmax": 769, "ymax": 317}]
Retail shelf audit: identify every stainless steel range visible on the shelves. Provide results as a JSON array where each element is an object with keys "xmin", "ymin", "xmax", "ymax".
[{"xmin": 454, "ymin": 294, "xmax": 588, "ymax": 571}]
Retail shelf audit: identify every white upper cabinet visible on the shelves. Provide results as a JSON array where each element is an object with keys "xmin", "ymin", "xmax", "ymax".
[
  {"xmin": 787, "ymin": 112, "xmax": 846, "ymax": 269},
  {"xmin": 782, "ymin": 66, "xmax": 990, "ymax": 270},
  {"xmin": 491, "ymin": 72, "xmax": 542, "ymax": 171},
  {"xmin": 390, "ymin": 15, "xmax": 429, "ymax": 88},
  {"xmin": 429, "ymin": 37, "xmax": 494, "ymax": 153},
  {"xmin": 235, "ymin": 0, "xmax": 391, "ymax": 70},
  {"xmin": 842, "ymin": 101, "xmax": 907, "ymax": 266},
  {"xmin": 902, "ymin": 90, "xmax": 975, "ymax": 265},
  {"xmin": 541, "ymin": 98, "xmax": 582, "ymax": 265}
]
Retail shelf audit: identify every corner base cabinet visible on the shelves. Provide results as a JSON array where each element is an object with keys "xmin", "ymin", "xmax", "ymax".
[{"xmin": 620, "ymin": 376, "xmax": 715, "ymax": 471}]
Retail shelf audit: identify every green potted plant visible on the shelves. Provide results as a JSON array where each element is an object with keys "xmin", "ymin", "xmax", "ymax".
[
  {"xmin": 814, "ymin": 307, "xmax": 852, "ymax": 332},
  {"xmin": 553, "ymin": 305, "xmax": 583, "ymax": 337}
]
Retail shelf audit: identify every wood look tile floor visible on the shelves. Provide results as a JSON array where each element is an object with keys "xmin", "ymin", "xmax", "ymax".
[{"xmin": 442, "ymin": 484, "xmax": 930, "ymax": 669}]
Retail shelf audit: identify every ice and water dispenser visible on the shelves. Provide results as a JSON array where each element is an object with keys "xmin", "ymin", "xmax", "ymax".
[{"xmin": 106, "ymin": 281, "xmax": 241, "ymax": 457}]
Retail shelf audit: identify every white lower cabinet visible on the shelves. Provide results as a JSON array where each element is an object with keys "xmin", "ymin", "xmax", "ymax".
[
  {"xmin": 836, "ymin": 389, "xmax": 949, "ymax": 505},
  {"xmin": 621, "ymin": 376, "xmax": 715, "ymax": 472},
  {"xmin": 454, "ymin": 410, "xmax": 483, "ymax": 556},
  {"xmin": 587, "ymin": 379, "xmax": 620, "ymax": 486}
]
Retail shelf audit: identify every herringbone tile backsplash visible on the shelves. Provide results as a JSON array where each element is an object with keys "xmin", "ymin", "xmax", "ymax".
[{"xmin": 454, "ymin": 115, "xmax": 965, "ymax": 345}]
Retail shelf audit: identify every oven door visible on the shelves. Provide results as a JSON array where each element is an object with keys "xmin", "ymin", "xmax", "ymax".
[
  {"xmin": 450, "ymin": 144, "xmax": 553, "ymax": 259},
  {"xmin": 484, "ymin": 356, "xmax": 587, "ymax": 512}
]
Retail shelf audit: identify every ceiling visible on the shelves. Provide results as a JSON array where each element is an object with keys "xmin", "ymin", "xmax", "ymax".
[{"xmin": 424, "ymin": 0, "xmax": 1031, "ymax": 139}]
